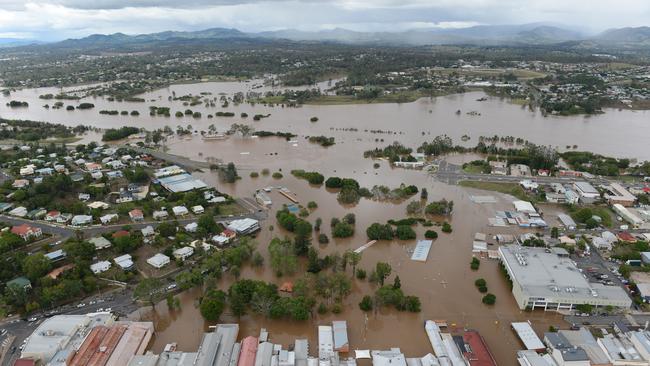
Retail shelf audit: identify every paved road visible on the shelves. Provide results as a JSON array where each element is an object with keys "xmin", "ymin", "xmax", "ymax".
[{"xmin": 433, "ymin": 161, "xmax": 613, "ymax": 186}]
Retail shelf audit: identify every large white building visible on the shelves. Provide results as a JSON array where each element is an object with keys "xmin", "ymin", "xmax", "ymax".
[{"xmin": 498, "ymin": 245, "xmax": 631, "ymax": 311}]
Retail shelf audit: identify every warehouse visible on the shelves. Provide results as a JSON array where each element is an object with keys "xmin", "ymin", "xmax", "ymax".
[
  {"xmin": 158, "ymin": 173, "xmax": 208, "ymax": 193},
  {"xmin": 227, "ymin": 218, "xmax": 261, "ymax": 235},
  {"xmin": 498, "ymin": 245, "xmax": 631, "ymax": 311}
]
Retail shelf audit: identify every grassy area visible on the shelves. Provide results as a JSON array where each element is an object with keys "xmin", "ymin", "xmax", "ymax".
[
  {"xmin": 305, "ymin": 90, "xmax": 428, "ymax": 105},
  {"xmin": 458, "ymin": 180, "xmax": 532, "ymax": 202},
  {"xmin": 218, "ymin": 202, "xmax": 249, "ymax": 216},
  {"xmin": 0, "ymin": 136, "xmax": 83, "ymax": 145},
  {"xmin": 462, "ymin": 165, "xmax": 487, "ymax": 174}
]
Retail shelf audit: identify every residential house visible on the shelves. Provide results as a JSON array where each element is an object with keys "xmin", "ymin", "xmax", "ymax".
[
  {"xmin": 88, "ymin": 236, "xmax": 112, "ymax": 250},
  {"xmin": 90, "ymin": 261, "xmax": 111, "ymax": 274},
  {"xmin": 11, "ymin": 224, "xmax": 43, "ymax": 241},
  {"xmin": 152, "ymin": 210, "xmax": 169, "ymax": 220},
  {"xmin": 172, "ymin": 206, "xmax": 189, "ymax": 217},
  {"xmin": 71, "ymin": 215, "xmax": 93, "ymax": 226},
  {"xmin": 147, "ymin": 253, "xmax": 170, "ymax": 269},
  {"xmin": 100, "ymin": 213, "xmax": 118, "ymax": 225},
  {"xmin": 12, "ymin": 179, "xmax": 30, "ymax": 189},
  {"xmin": 129, "ymin": 209, "xmax": 144, "ymax": 222},
  {"xmin": 191, "ymin": 205, "xmax": 205, "ymax": 214},
  {"xmin": 173, "ymin": 247, "xmax": 194, "ymax": 261}
]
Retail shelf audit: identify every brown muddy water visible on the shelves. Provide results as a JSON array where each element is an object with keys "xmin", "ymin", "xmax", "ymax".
[{"xmin": 2, "ymin": 81, "xmax": 640, "ymax": 364}]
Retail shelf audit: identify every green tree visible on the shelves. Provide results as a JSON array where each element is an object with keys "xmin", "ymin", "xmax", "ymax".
[
  {"xmin": 200, "ymin": 289, "xmax": 226, "ymax": 321},
  {"xmin": 366, "ymin": 223, "xmax": 394, "ymax": 240},
  {"xmin": 23, "ymin": 254, "xmax": 52, "ymax": 282},
  {"xmin": 134, "ymin": 278, "xmax": 163, "ymax": 308},
  {"xmin": 198, "ymin": 214, "xmax": 219, "ymax": 234},
  {"xmin": 269, "ymin": 238, "xmax": 298, "ymax": 276},
  {"xmin": 395, "ymin": 225, "xmax": 416, "ymax": 240},
  {"xmin": 157, "ymin": 222, "xmax": 177, "ymax": 237},
  {"xmin": 375, "ymin": 262, "xmax": 392, "ymax": 286},
  {"xmin": 332, "ymin": 222, "xmax": 354, "ymax": 238},
  {"xmin": 482, "ymin": 293, "xmax": 496, "ymax": 305},
  {"xmin": 359, "ymin": 295, "xmax": 373, "ymax": 311}
]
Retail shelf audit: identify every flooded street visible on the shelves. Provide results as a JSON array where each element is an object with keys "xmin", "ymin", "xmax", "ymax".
[{"xmin": 2, "ymin": 81, "xmax": 636, "ymax": 364}]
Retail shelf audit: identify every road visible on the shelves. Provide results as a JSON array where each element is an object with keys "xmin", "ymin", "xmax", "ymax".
[{"xmin": 433, "ymin": 161, "xmax": 613, "ymax": 185}]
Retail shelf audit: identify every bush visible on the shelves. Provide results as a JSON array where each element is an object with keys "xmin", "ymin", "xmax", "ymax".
[
  {"xmin": 359, "ymin": 295, "xmax": 373, "ymax": 311},
  {"xmin": 291, "ymin": 170, "xmax": 325, "ymax": 185},
  {"xmin": 331, "ymin": 303, "xmax": 343, "ymax": 314},
  {"xmin": 250, "ymin": 172, "xmax": 259, "ymax": 178},
  {"xmin": 366, "ymin": 223, "xmax": 394, "ymax": 240},
  {"xmin": 403, "ymin": 296, "xmax": 421, "ymax": 312},
  {"xmin": 470, "ymin": 257, "xmax": 480, "ymax": 270},
  {"xmin": 478, "ymin": 286, "xmax": 488, "ymax": 293},
  {"xmin": 395, "ymin": 225, "xmax": 416, "ymax": 240},
  {"xmin": 342, "ymin": 213, "xmax": 356, "ymax": 225},
  {"xmin": 318, "ymin": 234, "xmax": 329, "ymax": 244},
  {"xmin": 474, "ymin": 278, "xmax": 487, "ymax": 288},
  {"xmin": 325, "ymin": 177, "xmax": 342, "ymax": 189},
  {"xmin": 425, "ymin": 199, "xmax": 454, "ymax": 215},
  {"xmin": 272, "ymin": 172, "xmax": 283, "ymax": 179},
  {"xmin": 424, "ymin": 230, "xmax": 438, "ymax": 239},
  {"xmin": 356, "ymin": 269, "xmax": 367, "ymax": 280},
  {"xmin": 482, "ymin": 293, "xmax": 496, "ymax": 305},
  {"xmin": 317, "ymin": 303, "xmax": 328, "ymax": 314},
  {"xmin": 332, "ymin": 222, "xmax": 354, "ymax": 238},
  {"xmin": 441, "ymin": 222, "xmax": 452, "ymax": 233},
  {"xmin": 307, "ymin": 201, "xmax": 318, "ymax": 209},
  {"xmin": 310, "ymin": 117, "xmax": 319, "ymax": 122},
  {"xmin": 261, "ymin": 168, "xmax": 270, "ymax": 176}
]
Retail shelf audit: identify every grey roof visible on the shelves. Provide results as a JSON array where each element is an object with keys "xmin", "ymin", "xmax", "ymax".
[
  {"xmin": 332, "ymin": 321, "xmax": 348, "ymax": 350},
  {"xmin": 557, "ymin": 214, "xmax": 577, "ymax": 228},
  {"xmin": 254, "ymin": 342, "xmax": 274, "ymax": 366},
  {"xmin": 195, "ymin": 324, "xmax": 239, "ymax": 366},
  {"xmin": 574, "ymin": 182, "xmax": 598, "ymax": 194},
  {"xmin": 557, "ymin": 347, "xmax": 589, "ymax": 362},
  {"xmin": 558, "ymin": 328, "xmax": 610, "ymax": 365},
  {"xmin": 499, "ymin": 245, "xmax": 631, "ymax": 306}
]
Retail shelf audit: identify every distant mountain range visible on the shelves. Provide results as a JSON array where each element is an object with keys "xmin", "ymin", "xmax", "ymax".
[{"xmin": 5, "ymin": 24, "xmax": 650, "ymax": 50}]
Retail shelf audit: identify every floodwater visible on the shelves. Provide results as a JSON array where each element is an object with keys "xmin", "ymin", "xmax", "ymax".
[{"xmin": 3, "ymin": 81, "xmax": 644, "ymax": 364}]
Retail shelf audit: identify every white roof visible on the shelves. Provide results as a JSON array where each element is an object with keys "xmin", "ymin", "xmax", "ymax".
[
  {"xmin": 411, "ymin": 240, "xmax": 432, "ymax": 262},
  {"xmin": 513, "ymin": 200, "xmax": 536, "ymax": 213},
  {"xmin": 172, "ymin": 206, "xmax": 189, "ymax": 214},
  {"xmin": 90, "ymin": 261, "xmax": 111, "ymax": 273},
  {"xmin": 512, "ymin": 322, "xmax": 545, "ymax": 350},
  {"xmin": 173, "ymin": 246, "xmax": 194, "ymax": 257},
  {"xmin": 147, "ymin": 253, "xmax": 170, "ymax": 267},
  {"xmin": 114, "ymin": 254, "xmax": 133, "ymax": 268}
]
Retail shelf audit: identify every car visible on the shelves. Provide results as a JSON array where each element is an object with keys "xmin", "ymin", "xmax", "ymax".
[
  {"xmin": 104, "ymin": 307, "xmax": 112, "ymax": 312},
  {"xmin": 167, "ymin": 283, "xmax": 177, "ymax": 290},
  {"xmin": 76, "ymin": 303, "xmax": 86, "ymax": 308},
  {"xmin": 89, "ymin": 300, "xmax": 96, "ymax": 305},
  {"xmin": 27, "ymin": 317, "xmax": 37, "ymax": 322}
]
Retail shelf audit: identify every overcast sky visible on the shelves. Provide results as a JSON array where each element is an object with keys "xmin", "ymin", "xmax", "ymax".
[{"xmin": 0, "ymin": 0, "xmax": 649, "ymax": 41}]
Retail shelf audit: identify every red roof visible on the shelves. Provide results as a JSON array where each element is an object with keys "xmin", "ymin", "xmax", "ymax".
[
  {"xmin": 618, "ymin": 232, "xmax": 636, "ymax": 242},
  {"xmin": 112, "ymin": 230, "xmax": 130, "ymax": 238},
  {"xmin": 280, "ymin": 282, "xmax": 294, "ymax": 293},
  {"xmin": 237, "ymin": 336, "xmax": 258, "ymax": 366},
  {"xmin": 643, "ymin": 187, "xmax": 650, "ymax": 193},
  {"xmin": 46, "ymin": 210, "xmax": 60, "ymax": 217},
  {"xmin": 222, "ymin": 229, "xmax": 236, "ymax": 238},
  {"xmin": 14, "ymin": 359, "xmax": 36, "ymax": 366},
  {"xmin": 11, "ymin": 224, "xmax": 38, "ymax": 236},
  {"xmin": 463, "ymin": 331, "xmax": 497, "ymax": 366}
]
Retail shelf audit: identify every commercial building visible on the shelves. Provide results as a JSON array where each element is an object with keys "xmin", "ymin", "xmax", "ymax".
[
  {"xmin": 498, "ymin": 245, "xmax": 632, "ymax": 311},
  {"xmin": 158, "ymin": 173, "xmax": 207, "ymax": 193},
  {"xmin": 613, "ymin": 204, "xmax": 644, "ymax": 228},
  {"xmin": 19, "ymin": 314, "xmax": 115, "ymax": 364},
  {"xmin": 557, "ymin": 214, "xmax": 577, "ymax": 230},
  {"xmin": 543, "ymin": 332, "xmax": 590, "ymax": 366},
  {"xmin": 605, "ymin": 183, "xmax": 637, "ymax": 207},
  {"xmin": 512, "ymin": 322, "xmax": 545, "ymax": 351},
  {"xmin": 573, "ymin": 182, "xmax": 600, "ymax": 204},
  {"xmin": 332, "ymin": 321, "xmax": 349, "ymax": 353}
]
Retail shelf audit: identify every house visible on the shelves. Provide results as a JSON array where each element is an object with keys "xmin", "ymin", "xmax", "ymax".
[
  {"xmin": 129, "ymin": 209, "xmax": 144, "ymax": 222},
  {"xmin": 147, "ymin": 253, "xmax": 171, "ymax": 269},
  {"xmin": 19, "ymin": 166, "xmax": 34, "ymax": 176},
  {"xmin": 27, "ymin": 208, "xmax": 47, "ymax": 220},
  {"xmin": 35, "ymin": 167, "xmax": 53, "ymax": 176},
  {"xmin": 9, "ymin": 206, "xmax": 28, "ymax": 217},
  {"xmin": 44, "ymin": 249, "xmax": 67, "ymax": 262},
  {"xmin": 510, "ymin": 164, "xmax": 532, "ymax": 177},
  {"xmin": 106, "ymin": 171, "xmax": 123, "ymax": 179},
  {"xmin": 87, "ymin": 201, "xmax": 110, "ymax": 210},
  {"xmin": 489, "ymin": 161, "xmax": 508, "ymax": 175},
  {"xmin": 78, "ymin": 193, "xmax": 91, "ymax": 201},
  {"xmin": 114, "ymin": 254, "xmax": 134, "ymax": 270},
  {"xmin": 191, "ymin": 205, "xmax": 205, "ymax": 214},
  {"xmin": 90, "ymin": 171, "xmax": 103, "ymax": 180},
  {"xmin": 11, "ymin": 224, "xmax": 43, "ymax": 241},
  {"xmin": 185, "ymin": 222, "xmax": 198, "ymax": 233},
  {"xmin": 56, "ymin": 213, "xmax": 72, "ymax": 223},
  {"xmin": 6, "ymin": 277, "xmax": 31, "ymax": 291},
  {"xmin": 520, "ymin": 180, "xmax": 539, "ymax": 191},
  {"xmin": 12, "ymin": 179, "xmax": 30, "ymax": 189},
  {"xmin": 153, "ymin": 210, "xmax": 169, "ymax": 220},
  {"xmin": 141, "ymin": 226, "xmax": 155, "ymax": 237},
  {"xmin": 90, "ymin": 261, "xmax": 111, "ymax": 274},
  {"xmin": 84, "ymin": 162, "xmax": 102, "ymax": 172},
  {"xmin": 88, "ymin": 236, "xmax": 112, "ymax": 250},
  {"xmin": 45, "ymin": 210, "xmax": 61, "ymax": 221},
  {"xmin": 618, "ymin": 232, "xmax": 637, "ymax": 243},
  {"xmin": 100, "ymin": 213, "xmax": 118, "ymax": 225},
  {"xmin": 172, "ymin": 206, "xmax": 189, "ymax": 217},
  {"xmin": 173, "ymin": 247, "xmax": 194, "ymax": 261},
  {"xmin": 71, "ymin": 215, "xmax": 93, "ymax": 226}
]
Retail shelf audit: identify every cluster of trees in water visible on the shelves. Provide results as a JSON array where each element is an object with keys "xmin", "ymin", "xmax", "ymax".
[
  {"xmin": 0, "ymin": 119, "xmax": 81, "ymax": 141},
  {"xmin": 102, "ymin": 126, "xmax": 140, "ymax": 141}
]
